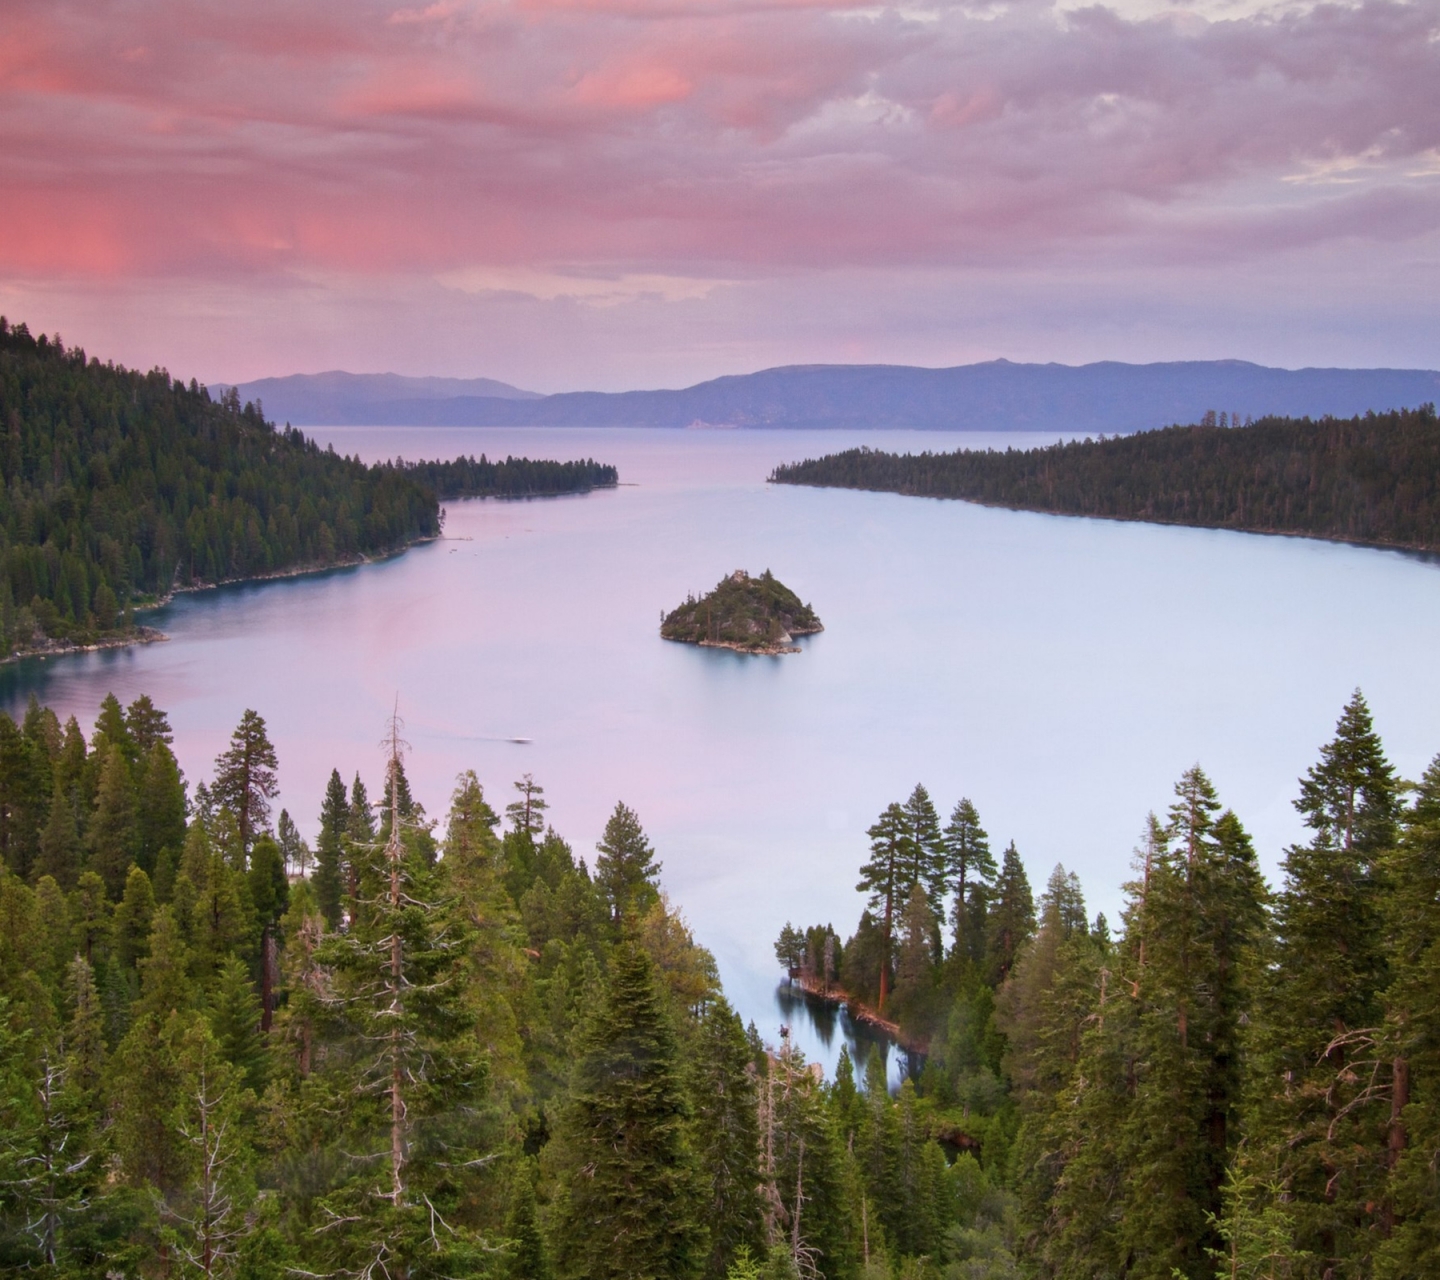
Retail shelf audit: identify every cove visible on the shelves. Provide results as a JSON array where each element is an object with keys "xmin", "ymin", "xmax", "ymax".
[{"xmin": 4, "ymin": 424, "xmax": 1440, "ymax": 1080}]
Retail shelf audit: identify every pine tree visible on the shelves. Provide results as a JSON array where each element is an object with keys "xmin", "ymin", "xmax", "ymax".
[
  {"xmin": 943, "ymin": 798, "xmax": 996, "ymax": 963},
  {"xmin": 594, "ymin": 801, "xmax": 661, "ymax": 924},
  {"xmin": 1376, "ymin": 753, "xmax": 1440, "ymax": 1274},
  {"xmin": 211, "ymin": 710, "xmax": 278, "ymax": 853},
  {"xmin": 206, "ymin": 955, "xmax": 266, "ymax": 1095},
  {"xmin": 124, "ymin": 694, "xmax": 173, "ymax": 755},
  {"xmin": 312, "ymin": 720, "xmax": 487, "ymax": 1278},
  {"xmin": 1116, "ymin": 768, "xmax": 1267, "ymax": 1280},
  {"xmin": 313, "ymin": 768, "xmax": 349, "ymax": 927},
  {"xmin": 857, "ymin": 803, "xmax": 909, "ymax": 1011},
  {"xmin": 688, "ymin": 996, "xmax": 764, "ymax": 1279},
  {"xmin": 276, "ymin": 808, "xmax": 307, "ymax": 877},
  {"xmin": 161, "ymin": 1016, "xmax": 254, "ymax": 1279},
  {"xmin": 1245, "ymin": 692, "xmax": 1400, "ymax": 1276},
  {"xmin": 88, "ymin": 744, "xmax": 137, "ymax": 898},
  {"xmin": 135, "ymin": 741, "xmax": 187, "ymax": 879},
  {"xmin": 248, "ymin": 834, "xmax": 287, "ymax": 1029},
  {"xmin": 112, "ymin": 864, "xmax": 155, "ymax": 971},
  {"xmin": 34, "ymin": 777, "xmax": 82, "ymax": 889},
  {"xmin": 983, "ymin": 842, "xmax": 1034, "ymax": 985},
  {"xmin": 553, "ymin": 938, "xmax": 705, "ymax": 1280},
  {"xmin": 505, "ymin": 1158, "xmax": 551, "ymax": 1279},
  {"xmin": 900, "ymin": 784, "xmax": 946, "ymax": 917},
  {"xmin": 507, "ymin": 773, "xmax": 549, "ymax": 837}
]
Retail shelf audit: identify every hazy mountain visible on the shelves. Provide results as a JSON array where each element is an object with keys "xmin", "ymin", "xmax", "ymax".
[
  {"xmin": 220, "ymin": 360, "xmax": 1440, "ymax": 433},
  {"xmin": 212, "ymin": 370, "xmax": 541, "ymax": 425}
]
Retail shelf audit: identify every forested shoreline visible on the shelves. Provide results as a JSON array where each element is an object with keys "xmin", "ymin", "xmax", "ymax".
[
  {"xmin": 1, "ymin": 688, "xmax": 1436, "ymax": 1278},
  {"xmin": 770, "ymin": 406, "xmax": 1440, "ymax": 553},
  {"xmin": 776, "ymin": 690, "xmax": 1440, "ymax": 1278},
  {"xmin": 0, "ymin": 319, "xmax": 617, "ymax": 662}
]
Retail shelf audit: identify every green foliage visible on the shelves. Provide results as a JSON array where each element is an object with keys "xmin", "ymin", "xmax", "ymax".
[
  {"xmin": 661, "ymin": 569, "xmax": 822, "ymax": 651},
  {"xmin": 771, "ymin": 405, "xmax": 1440, "ymax": 553},
  {"xmin": 594, "ymin": 801, "xmax": 661, "ymax": 924},
  {"xmin": 552, "ymin": 938, "xmax": 707, "ymax": 1280},
  {"xmin": 0, "ymin": 318, "xmax": 439, "ymax": 651}
]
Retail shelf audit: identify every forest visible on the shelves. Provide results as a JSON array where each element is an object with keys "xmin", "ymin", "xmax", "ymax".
[
  {"xmin": 0, "ymin": 319, "xmax": 616, "ymax": 659},
  {"xmin": 769, "ymin": 406, "xmax": 1440, "ymax": 553},
  {"xmin": 0, "ymin": 687, "xmax": 1436, "ymax": 1279},
  {"xmin": 776, "ymin": 689, "xmax": 1440, "ymax": 1279}
]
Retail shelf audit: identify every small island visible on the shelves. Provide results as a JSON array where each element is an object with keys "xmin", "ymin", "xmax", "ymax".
[{"xmin": 661, "ymin": 568, "xmax": 823, "ymax": 655}]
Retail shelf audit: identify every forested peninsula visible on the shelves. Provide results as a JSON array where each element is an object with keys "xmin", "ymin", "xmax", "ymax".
[
  {"xmin": 771, "ymin": 405, "xmax": 1440, "ymax": 553},
  {"xmin": 661, "ymin": 569, "xmax": 823, "ymax": 655},
  {"xmin": 3, "ymin": 690, "xmax": 1439, "ymax": 1277},
  {"xmin": 0, "ymin": 319, "xmax": 617, "ymax": 662}
]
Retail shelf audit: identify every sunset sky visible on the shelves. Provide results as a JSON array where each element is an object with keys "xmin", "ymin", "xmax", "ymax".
[{"xmin": 2, "ymin": 0, "xmax": 1438, "ymax": 390}]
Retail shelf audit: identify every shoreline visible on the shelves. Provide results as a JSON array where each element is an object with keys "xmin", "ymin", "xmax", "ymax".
[
  {"xmin": 1, "ymin": 626, "xmax": 169, "ymax": 668},
  {"xmin": 134, "ymin": 534, "xmax": 441, "ymax": 612},
  {"xmin": 783, "ymin": 973, "xmax": 927, "ymax": 1055},
  {"xmin": 663, "ymin": 622, "xmax": 824, "ymax": 658}
]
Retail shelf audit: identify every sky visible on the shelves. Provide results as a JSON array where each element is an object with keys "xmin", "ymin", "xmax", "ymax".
[{"xmin": 2, "ymin": 0, "xmax": 1438, "ymax": 392}]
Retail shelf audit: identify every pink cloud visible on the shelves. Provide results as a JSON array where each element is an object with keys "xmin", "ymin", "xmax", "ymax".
[{"xmin": 1, "ymin": 0, "xmax": 1438, "ymax": 381}]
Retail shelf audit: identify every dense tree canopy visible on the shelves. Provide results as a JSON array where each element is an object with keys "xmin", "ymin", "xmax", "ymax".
[
  {"xmin": 771, "ymin": 406, "xmax": 1440, "ymax": 553},
  {"xmin": 0, "ymin": 318, "xmax": 618, "ymax": 658}
]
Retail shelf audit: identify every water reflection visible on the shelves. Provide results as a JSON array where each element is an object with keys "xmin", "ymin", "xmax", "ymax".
[{"xmin": 774, "ymin": 980, "xmax": 922, "ymax": 1090}]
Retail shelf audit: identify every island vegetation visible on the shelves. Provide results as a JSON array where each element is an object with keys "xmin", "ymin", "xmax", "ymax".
[
  {"xmin": 1, "ymin": 687, "xmax": 1435, "ymax": 1277},
  {"xmin": 770, "ymin": 405, "xmax": 1440, "ymax": 553},
  {"xmin": 0, "ymin": 318, "xmax": 617, "ymax": 662},
  {"xmin": 661, "ymin": 569, "xmax": 823, "ymax": 654}
]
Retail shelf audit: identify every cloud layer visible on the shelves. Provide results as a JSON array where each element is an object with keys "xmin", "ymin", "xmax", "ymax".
[{"xmin": 2, "ymin": 0, "xmax": 1438, "ymax": 383}]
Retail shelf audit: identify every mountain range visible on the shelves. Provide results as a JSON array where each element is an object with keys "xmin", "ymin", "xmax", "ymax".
[{"xmin": 218, "ymin": 360, "xmax": 1440, "ymax": 434}]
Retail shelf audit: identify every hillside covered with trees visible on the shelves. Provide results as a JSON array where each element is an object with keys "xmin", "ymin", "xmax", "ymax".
[
  {"xmin": 0, "ymin": 319, "xmax": 617, "ymax": 660},
  {"xmin": 1, "ymin": 687, "xmax": 1437, "ymax": 1278},
  {"xmin": 770, "ymin": 406, "xmax": 1440, "ymax": 553}
]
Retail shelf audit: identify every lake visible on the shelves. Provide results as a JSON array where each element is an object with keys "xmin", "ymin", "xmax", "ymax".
[{"xmin": 5, "ymin": 425, "xmax": 1439, "ymax": 1079}]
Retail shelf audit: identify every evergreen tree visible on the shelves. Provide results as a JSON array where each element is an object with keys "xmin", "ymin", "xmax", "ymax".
[
  {"xmin": 313, "ymin": 768, "xmax": 349, "ymax": 927},
  {"xmin": 125, "ymin": 694, "xmax": 173, "ymax": 755},
  {"xmin": 211, "ymin": 710, "xmax": 279, "ymax": 853},
  {"xmin": 161, "ymin": 1016, "xmax": 255, "ymax": 1279},
  {"xmin": 943, "ymin": 797, "xmax": 996, "ymax": 963},
  {"xmin": 135, "ymin": 741, "xmax": 187, "ymax": 879},
  {"xmin": 983, "ymin": 842, "xmax": 1034, "ymax": 985},
  {"xmin": 857, "ymin": 803, "xmax": 909, "ymax": 1011},
  {"xmin": 248, "ymin": 834, "xmax": 288, "ymax": 1030},
  {"xmin": 206, "ymin": 954, "xmax": 266, "ymax": 1095},
  {"xmin": 112, "ymin": 864, "xmax": 156, "ymax": 971},
  {"xmin": 276, "ymin": 808, "xmax": 307, "ymax": 877},
  {"xmin": 34, "ymin": 777, "xmax": 83, "ymax": 889},
  {"xmin": 688, "ymin": 996, "xmax": 764, "ymax": 1279},
  {"xmin": 507, "ymin": 773, "xmax": 549, "ymax": 837},
  {"xmin": 900, "ymin": 784, "xmax": 946, "ymax": 918},
  {"xmin": 553, "ymin": 938, "xmax": 706, "ymax": 1280},
  {"xmin": 312, "ymin": 728, "xmax": 487, "ymax": 1278},
  {"xmin": 505, "ymin": 1158, "xmax": 551, "ymax": 1279},
  {"xmin": 1245, "ymin": 692, "xmax": 1400, "ymax": 1276},
  {"xmin": 88, "ymin": 744, "xmax": 137, "ymax": 898},
  {"xmin": 1375, "ymin": 753, "xmax": 1440, "ymax": 1273},
  {"xmin": 594, "ymin": 801, "xmax": 661, "ymax": 924}
]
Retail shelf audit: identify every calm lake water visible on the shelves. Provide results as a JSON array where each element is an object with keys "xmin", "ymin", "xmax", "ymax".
[{"xmin": 5, "ymin": 425, "xmax": 1440, "ymax": 1078}]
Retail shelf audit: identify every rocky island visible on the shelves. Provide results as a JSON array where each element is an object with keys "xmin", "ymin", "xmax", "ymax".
[{"xmin": 660, "ymin": 569, "xmax": 823, "ymax": 654}]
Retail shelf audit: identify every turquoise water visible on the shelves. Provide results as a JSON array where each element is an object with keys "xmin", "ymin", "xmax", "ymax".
[{"xmin": 5, "ymin": 425, "xmax": 1439, "ymax": 1077}]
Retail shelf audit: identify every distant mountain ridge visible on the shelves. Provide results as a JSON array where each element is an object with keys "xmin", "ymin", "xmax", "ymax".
[
  {"xmin": 212, "ymin": 370, "xmax": 541, "ymax": 425},
  {"xmin": 222, "ymin": 360, "xmax": 1440, "ymax": 434}
]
